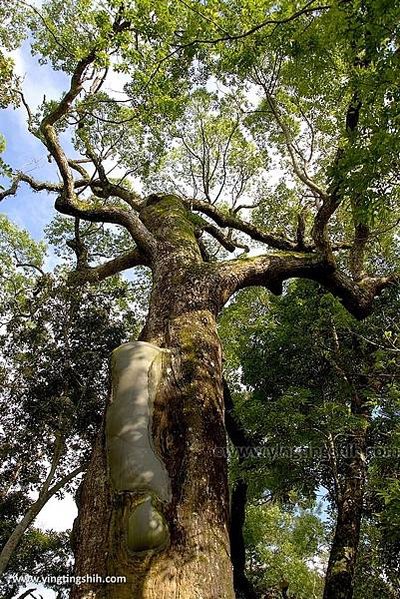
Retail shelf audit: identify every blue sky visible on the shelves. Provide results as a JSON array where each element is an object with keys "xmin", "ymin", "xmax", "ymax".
[{"xmin": 0, "ymin": 40, "xmax": 69, "ymax": 242}]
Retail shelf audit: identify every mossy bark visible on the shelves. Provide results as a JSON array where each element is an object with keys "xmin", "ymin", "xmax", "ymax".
[{"xmin": 70, "ymin": 196, "xmax": 234, "ymax": 599}]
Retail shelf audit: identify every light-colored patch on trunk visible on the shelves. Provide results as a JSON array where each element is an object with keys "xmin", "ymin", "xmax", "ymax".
[
  {"xmin": 106, "ymin": 341, "xmax": 171, "ymax": 552},
  {"xmin": 127, "ymin": 495, "xmax": 169, "ymax": 553}
]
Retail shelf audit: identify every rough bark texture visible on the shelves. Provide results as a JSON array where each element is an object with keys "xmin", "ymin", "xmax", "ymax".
[
  {"xmin": 323, "ymin": 398, "xmax": 369, "ymax": 599},
  {"xmin": 71, "ymin": 196, "xmax": 234, "ymax": 599}
]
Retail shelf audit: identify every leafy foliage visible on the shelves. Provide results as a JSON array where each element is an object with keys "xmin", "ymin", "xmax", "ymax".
[
  {"xmin": 245, "ymin": 503, "xmax": 326, "ymax": 599},
  {"xmin": 0, "ymin": 215, "xmax": 147, "ymax": 585},
  {"xmin": 220, "ymin": 278, "xmax": 400, "ymax": 595}
]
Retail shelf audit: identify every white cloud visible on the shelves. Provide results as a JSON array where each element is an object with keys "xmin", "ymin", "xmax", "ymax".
[
  {"xmin": 11, "ymin": 41, "xmax": 67, "ymax": 111},
  {"xmin": 103, "ymin": 53, "xmax": 131, "ymax": 99}
]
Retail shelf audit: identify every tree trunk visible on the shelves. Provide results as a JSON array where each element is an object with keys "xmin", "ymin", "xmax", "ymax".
[
  {"xmin": 0, "ymin": 437, "xmax": 83, "ymax": 575},
  {"xmin": 71, "ymin": 196, "xmax": 234, "ymax": 598},
  {"xmin": 323, "ymin": 404, "xmax": 368, "ymax": 599},
  {"xmin": 224, "ymin": 381, "xmax": 257, "ymax": 599}
]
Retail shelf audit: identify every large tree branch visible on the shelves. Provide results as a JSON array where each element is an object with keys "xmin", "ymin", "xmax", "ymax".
[
  {"xmin": 35, "ymin": 25, "xmax": 156, "ymax": 258},
  {"xmin": 69, "ymin": 247, "xmax": 148, "ymax": 285},
  {"xmin": 0, "ymin": 172, "xmax": 142, "ymax": 210},
  {"xmin": 90, "ymin": 176, "xmax": 143, "ymax": 212},
  {"xmin": 184, "ymin": 198, "xmax": 304, "ymax": 251},
  {"xmin": 311, "ymin": 191, "xmax": 341, "ymax": 263},
  {"xmin": 54, "ymin": 194, "xmax": 155, "ymax": 255},
  {"xmin": 216, "ymin": 252, "xmax": 398, "ymax": 319},
  {"xmin": 0, "ymin": 174, "xmax": 155, "ymax": 260},
  {"xmin": 0, "ymin": 172, "xmax": 66, "ymax": 201}
]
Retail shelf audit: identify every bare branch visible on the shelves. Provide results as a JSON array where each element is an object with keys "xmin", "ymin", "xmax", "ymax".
[
  {"xmin": 202, "ymin": 223, "xmax": 249, "ymax": 254},
  {"xmin": 0, "ymin": 172, "xmax": 66, "ymax": 202},
  {"xmin": 69, "ymin": 247, "xmax": 148, "ymax": 285},
  {"xmin": 15, "ymin": 262, "xmax": 45, "ymax": 276},
  {"xmin": 0, "ymin": 179, "xmax": 20, "ymax": 202},
  {"xmin": 296, "ymin": 208, "xmax": 307, "ymax": 250},
  {"xmin": 311, "ymin": 190, "xmax": 341, "ymax": 263},
  {"xmin": 17, "ymin": 91, "xmax": 35, "ymax": 134},
  {"xmin": 68, "ymin": 159, "xmax": 91, "ymax": 179},
  {"xmin": 184, "ymin": 197, "xmax": 303, "ymax": 251},
  {"xmin": 54, "ymin": 194, "xmax": 155, "ymax": 255}
]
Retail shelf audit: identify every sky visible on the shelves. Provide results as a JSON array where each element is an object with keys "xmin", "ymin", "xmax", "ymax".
[{"xmin": 1, "ymin": 41, "xmax": 66, "ymax": 239}]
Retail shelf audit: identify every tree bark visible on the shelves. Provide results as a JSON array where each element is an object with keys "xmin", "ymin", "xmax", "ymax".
[
  {"xmin": 71, "ymin": 196, "xmax": 234, "ymax": 598},
  {"xmin": 323, "ymin": 402, "xmax": 369, "ymax": 599}
]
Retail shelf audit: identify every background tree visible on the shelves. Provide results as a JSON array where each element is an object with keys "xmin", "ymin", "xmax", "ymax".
[
  {"xmin": 244, "ymin": 503, "xmax": 326, "ymax": 599},
  {"xmin": 0, "ymin": 214, "xmax": 147, "ymax": 595},
  {"xmin": 219, "ymin": 279, "xmax": 400, "ymax": 598}
]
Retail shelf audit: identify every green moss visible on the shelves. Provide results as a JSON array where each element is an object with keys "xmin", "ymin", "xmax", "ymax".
[
  {"xmin": 143, "ymin": 195, "xmax": 198, "ymax": 244},
  {"xmin": 187, "ymin": 212, "xmax": 208, "ymax": 228}
]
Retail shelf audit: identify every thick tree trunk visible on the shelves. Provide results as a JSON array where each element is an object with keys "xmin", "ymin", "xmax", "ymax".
[
  {"xmin": 71, "ymin": 196, "xmax": 234, "ymax": 598},
  {"xmin": 323, "ymin": 408, "xmax": 368, "ymax": 599}
]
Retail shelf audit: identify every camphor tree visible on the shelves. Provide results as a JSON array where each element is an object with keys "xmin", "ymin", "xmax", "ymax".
[{"xmin": 0, "ymin": 1, "xmax": 399, "ymax": 598}]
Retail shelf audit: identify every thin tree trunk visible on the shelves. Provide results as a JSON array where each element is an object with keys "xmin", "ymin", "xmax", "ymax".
[
  {"xmin": 0, "ymin": 435, "xmax": 84, "ymax": 574},
  {"xmin": 224, "ymin": 380, "xmax": 257, "ymax": 599},
  {"xmin": 323, "ymin": 407, "xmax": 368, "ymax": 599}
]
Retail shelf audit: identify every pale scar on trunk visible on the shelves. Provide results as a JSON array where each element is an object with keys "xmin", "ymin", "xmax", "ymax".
[{"xmin": 106, "ymin": 341, "xmax": 171, "ymax": 553}]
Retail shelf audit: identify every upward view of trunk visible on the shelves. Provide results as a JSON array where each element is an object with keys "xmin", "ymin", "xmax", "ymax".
[
  {"xmin": 71, "ymin": 196, "xmax": 235, "ymax": 598},
  {"xmin": 67, "ymin": 195, "xmax": 389, "ymax": 599},
  {"xmin": 323, "ymin": 398, "xmax": 369, "ymax": 599}
]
